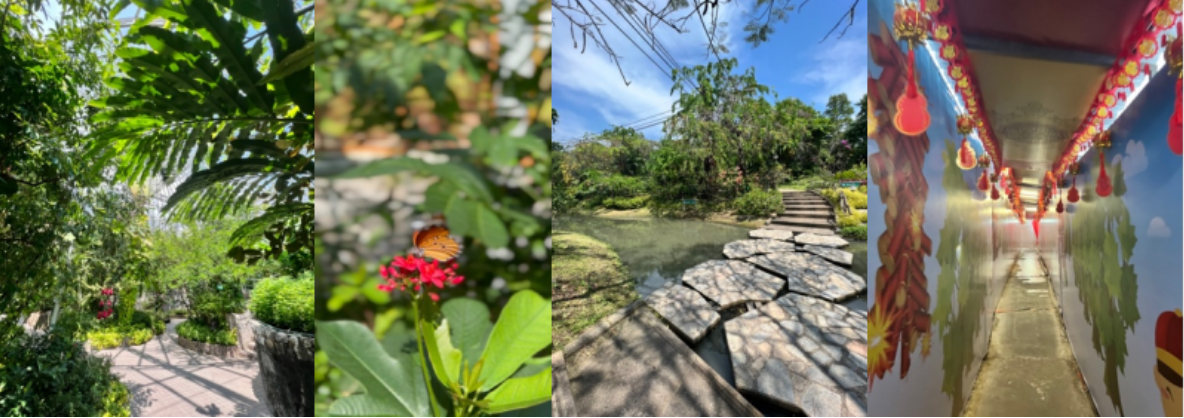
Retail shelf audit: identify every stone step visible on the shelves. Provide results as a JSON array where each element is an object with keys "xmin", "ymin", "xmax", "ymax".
[
  {"xmin": 771, "ymin": 216, "xmax": 834, "ymax": 228},
  {"xmin": 782, "ymin": 204, "xmax": 832, "ymax": 211},
  {"xmin": 782, "ymin": 199, "xmax": 828, "ymax": 204},
  {"xmin": 760, "ymin": 223, "xmax": 836, "ymax": 236},
  {"xmin": 778, "ymin": 210, "xmax": 831, "ymax": 219}
]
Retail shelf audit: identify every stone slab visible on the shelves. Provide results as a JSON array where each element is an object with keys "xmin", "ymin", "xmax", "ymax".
[
  {"xmin": 681, "ymin": 260, "xmax": 785, "ymax": 308},
  {"xmin": 567, "ymin": 308, "xmax": 763, "ymax": 417},
  {"xmin": 749, "ymin": 228, "xmax": 794, "ymax": 241},
  {"xmin": 644, "ymin": 284, "xmax": 721, "ymax": 342},
  {"xmin": 725, "ymin": 293, "xmax": 867, "ymax": 417},
  {"xmin": 801, "ymin": 245, "xmax": 854, "ymax": 267},
  {"xmin": 794, "ymin": 233, "xmax": 849, "ymax": 248},
  {"xmin": 722, "ymin": 239, "xmax": 797, "ymax": 259},
  {"xmin": 747, "ymin": 253, "xmax": 866, "ymax": 302}
]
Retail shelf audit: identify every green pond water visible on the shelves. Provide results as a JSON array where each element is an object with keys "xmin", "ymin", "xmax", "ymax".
[{"xmin": 555, "ymin": 214, "xmax": 867, "ymax": 416}]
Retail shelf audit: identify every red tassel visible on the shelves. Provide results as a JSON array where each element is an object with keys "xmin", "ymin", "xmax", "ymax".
[
  {"xmin": 1056, "ymin": 197, "xmax": 1064, "ymax": 213},
  {"xmin": 1170, "ymin": 78, "xmax": 1182, "ymax": 156},
  {"xmin": 1096, "ymin": 150, "xmax": 1112, "ymax": 197},
  {"xmin": 990, "ymin": 183, "xmax": 1000, "ymax": 200},
  {"xmin": 976, "ymin": 170, "xmax": 990, "ymax": 191},
  {"xmin": 894, "ymin": 48, "xmax": 931, "ymax": 136},
  {"xmin": 1067, "ymin": 177, "xmax": 1080, "ymax": 203},
  {"xmin": 957, "ymin": 138, "xmax": 977, "ymax": 170},
  {"xmin": 1033, "ymin": 219, "xmax": 1040, "ymax": 238}
]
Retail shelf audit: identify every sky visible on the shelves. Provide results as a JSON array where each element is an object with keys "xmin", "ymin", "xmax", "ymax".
[{"xmin": 552, "ymin": 0, "xmax": 868, "ymax": 143}]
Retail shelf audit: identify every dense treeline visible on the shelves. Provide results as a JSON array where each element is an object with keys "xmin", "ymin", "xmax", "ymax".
[{"xmin": 554, "ymin": 58, "xmax": 867, "ymax": 217}]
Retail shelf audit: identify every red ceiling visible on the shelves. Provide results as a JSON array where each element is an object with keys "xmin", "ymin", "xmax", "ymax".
[{"xmin": 950, "ymin": 0, "xmax": 1160, "ymax": 56}]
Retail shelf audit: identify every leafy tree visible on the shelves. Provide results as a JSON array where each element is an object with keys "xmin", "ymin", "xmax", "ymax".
[{"xmin": 86, "ymin": 0, "xmax": 315, "ymax": 266}]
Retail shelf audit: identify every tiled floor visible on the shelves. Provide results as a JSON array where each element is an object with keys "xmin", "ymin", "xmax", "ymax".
[{"xmin": 93, "ymin": 320, "xmax": 270, "ymax": 417}]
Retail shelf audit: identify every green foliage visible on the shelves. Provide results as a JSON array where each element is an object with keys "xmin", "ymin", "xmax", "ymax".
[
  {"xmin": 840, "ymin": 225, "xmax": 868, "ymax": 241},
  {"xmin": 0, "ymin": 330, "xmax": 129, "ymax": 417},
  {"xmin": 87, "ymin": 321, "xmax": 159, "ymax": 349},
  {"xmin": 846, "ymin": 190, "xmax": 868, "ymax": 209},
  {"xmin": 117, "ymin": 287, "xmax": 139, "ymax": 326},
  {"xmin": 733, "ymin": 188, "xmax": 783, "ymax": 217},
  {"xmin": 88, "ymin": 0, "xmax": 315, "ymax": 264},
  {"xmin": 318, "ymin": 291, "xmax": 552, "ymax": 417},
  {"xmin": 177, "ymin": 320, "xmax": 238, "ymax": 346},
  {"xmin": 88, "ymin": 329, "xmax": 124, "ymax": 350},
  {"xmin": 859, "ymin": 185, "xmax": 868, "ymax": 194},
  {"xmin": 250, "ymin": 272, "xmax": 315, "ymax": 333},
  {"xmin": 602, "ymin": 195, "xmax": 650, "ymax": 210},
  {"xmin": 837, "ymin": 214, "xmax": 863, "ymax": 228},
  {"xmin": 189, "ymin": 277, "xmax": 246, "ymax": 330},
  {"xmin": 835, "ymin": 163, "xmax": 868, "ymax": 181}
]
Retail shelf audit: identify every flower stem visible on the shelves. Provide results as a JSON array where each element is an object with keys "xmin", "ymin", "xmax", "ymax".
[{"xmin": 414, "ymin": 297, "xmax": 443, "ymax": 417}]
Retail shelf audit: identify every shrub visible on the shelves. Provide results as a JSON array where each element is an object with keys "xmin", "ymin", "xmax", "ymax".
[
  {"xmin": 177, "ymin": 320, "xmax": 237, "ymax": 346},
  {"xmin": 128, "ymin": 327, "xmax": 153, "ymax": 345},
  {"xmin": 602, "ymin": 195, "xmax": 649, "ymax": 210},
  {"xmin": 169, "ymin": 308, "xmax": 187, "ymax": 318},
  {"xmin": 733, "ymin": 188, "xmax": 783, "ymax": 217},
  {"xmin": 0, "ymin": 329, "xmax": 130, "ymax": 417},
  {"xmin": 857, "ymin": 211, "xmax": 868, "ymax": 223},
  {"xmin": 117, "ymin": 286, "xmax": 138, "ymax": 326},
  {"xmin": 845, "ymin": 190, "xmax": 868, "ymax": 209},
  {"xmin": 87, "ymin": 329, "xmax": 123, "ymax": 350},
  {"xmin": 837, "ymin": 214, "xmax": 863, "ymax": 228},
  {"xmin": 840, "ymin": 225, "xmax": 868, "ymax": 241},
  {"xmin": 189, "ymin": 277, "xmax": 245, "ymax": 329},
  {"xmin": 250, "ymin": 272, "xmax": 314, "ymax": 333},
  {"xmin": 858, "ymin": 185, "xmax": 868, "ymax": 194}
]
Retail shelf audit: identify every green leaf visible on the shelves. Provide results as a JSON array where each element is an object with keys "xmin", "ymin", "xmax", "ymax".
[
  {"xmin": 441, "ymin": 298, "xmax": 492, "ymax": 365},
  {"xmin": 416, "ymin": 30, "xmax": 446, "ymax": 44},
  {"xmin": 474, "ymin": 203, "xmax": 509, "ymax": 248},
  {"xmin": 478, "ymin": 291, "xmax": 551, "ymax": 391},
  {"xmin": 258, "ymin": 43, "xmax": 314, "ymax": 85},
  {"xmin": 485, "ymin": 367, "xmax": 552, "ymax": 413},
  {"xmin": 336, "ymin": 157, "xmax": 492, "ymax": 203},
  {"xmin": 327, "ymin": 287, "xmax": 357, "ymax": 312},
  {"xmin": 317, "ymin": 321, "xmax": 430, "ymax": 417},
  {"xmin": 443, "ymin": 195, "xmax": 476, "ymax": 238},
  {"xmin": 421, "ymin": 319, "xmax": 463, "ymax": 389},
  {"xmin": 329, "ymin": 394, "xmax": 406, "ymax": 417}
]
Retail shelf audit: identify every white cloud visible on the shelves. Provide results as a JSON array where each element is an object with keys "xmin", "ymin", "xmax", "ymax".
[
  {"xmin": 1110, "ymin": 139, "xmax": 1148, "ymax": 178},
  {"xmin": 1148, "ymin": 216, "xmax": 1172, "ymax": 238},
  {"xmin": 795, "ymin": 33, "xmax": 868, "ymax": 106}
]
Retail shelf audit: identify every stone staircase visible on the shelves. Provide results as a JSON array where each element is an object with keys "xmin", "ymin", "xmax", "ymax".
[{"xmin": 767, "ymin": 190, "xmax": 837, "ymax": 235}]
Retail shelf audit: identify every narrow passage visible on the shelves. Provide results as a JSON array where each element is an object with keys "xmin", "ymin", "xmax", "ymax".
[{"xmin": 964, "ymin": 252, "xmax": 1096, "ymax": 417}]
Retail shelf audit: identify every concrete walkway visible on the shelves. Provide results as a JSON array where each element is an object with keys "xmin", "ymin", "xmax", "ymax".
[
  {"xmin": 963, "ymin": 252, "xmax": 1096, "ymax": 417},
  {"xmin": 92, "ymin": 320, "xmax": 270, "ymax": 417}
]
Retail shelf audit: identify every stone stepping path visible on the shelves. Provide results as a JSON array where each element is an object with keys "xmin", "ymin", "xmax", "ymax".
[
  {"xmin": 747, "ymin": 252, "xmax": 866, "ymax": 302},
  {"xmin": 644, "ymin": 283, "xmax": 721, "ymax": 342},
  {"xmin": 681, "ymin": 260, "xmax": 784, "ymax": 308},
  {"xmin": 801, "ymin": 245, "xmax": 854, "ymax": 266},
  {"xmin": 724, "ymin": 293, "xmax": 868, "ymax": 417},
  {"xmin": 722, "ymin": 239, "xmax": 797, "ymax": 259},
  {"xmin": 794, "ymin": 233, "xmax": 849, "ymax": 248},
  {"xmin": 748, "ymin": 228, "xmax": 794, "ymax": 241}
]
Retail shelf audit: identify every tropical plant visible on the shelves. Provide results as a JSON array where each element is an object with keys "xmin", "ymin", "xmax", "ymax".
[
  {"xmin": 86, "ymin": 0, "xmax": 315, "ymax": 266},
  {"xmin": 250, "ymin": 272, "xmax": 314, "ymax": 333},
  {"xmin": 0, "ymin": 328, "xmax": 131, "ymax": 417},
  {"xmin": 319, "ymin": 259, "xmax": 552, "ymax": 417}
]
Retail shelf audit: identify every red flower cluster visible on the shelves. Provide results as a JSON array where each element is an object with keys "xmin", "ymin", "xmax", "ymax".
[
  {"xmin": 97, "ymin": 288, "xmax": 115, "ymax": 320},
  {"xmin": 377, "ymin": 254, "xmax": 464, "ymax": 302}
]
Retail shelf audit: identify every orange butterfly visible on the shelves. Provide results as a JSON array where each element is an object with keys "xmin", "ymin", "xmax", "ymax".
[{"xmin": 412, "ymin": 225, "xmax": 462, "ymax": 262}]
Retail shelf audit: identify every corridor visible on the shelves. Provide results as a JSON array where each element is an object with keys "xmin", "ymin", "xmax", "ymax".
[{"xmin": 963, "ymin": 252, "xmax": 1095, "ymax": 417}]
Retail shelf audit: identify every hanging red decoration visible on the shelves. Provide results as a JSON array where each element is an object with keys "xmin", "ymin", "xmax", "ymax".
[
  {"xmin": 892, "ymin": 3, "xmax": 931, "ymax": 136},
  {"xmin": 1166, "ymin": 30, "xmax": 1182, "ymax": 155},
  {"xmin": 989, "ymin": 173, "xmax": 1000, "ymax": 200},
  {"xmin": 1056, "ymin": 196, "xmax": 1064, "ymax": 213},
  {"xmin": 976, "ymin": 170, "xmax": 990, "ymax": 191},
  {"xmin": 957, "ymin": 138, "xmax": 977, "ymax": 170},
  {"xmin": 1095, "ymin": 132, "xmax": 1113, "ymax": 197},
  {"xmin": 1066, "ymin": 162, "xmax": 1080, "ymax": 203},
  {"xmin": 975, "ymin": 155, "xmax": 991, "ymax": 191}
]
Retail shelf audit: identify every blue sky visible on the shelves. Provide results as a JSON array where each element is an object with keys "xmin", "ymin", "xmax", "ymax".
[{"xmin": 553, "ymin": 0, "xmax": 868, "ymax": 142}]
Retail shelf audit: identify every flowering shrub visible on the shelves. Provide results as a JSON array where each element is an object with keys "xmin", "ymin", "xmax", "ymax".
[
  {"xmin": 96, "ymin": 288, "xmax": 115, "ymax": 320},
  {"xmin": 376, "ymin": 255, "xmax": 464, "ymax": 302}
]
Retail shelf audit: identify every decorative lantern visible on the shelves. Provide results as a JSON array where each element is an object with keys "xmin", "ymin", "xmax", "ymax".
[
  {"xmin": 956, "ymin": 114, "xmax": 977, "ymax": 170},
  {"xmin": 1067, "ymin": 162, "xmax": 1081, "ymax": 203},
  {"xmin": 1166, "ymin": 28, "xmax": 1182, "ymax": 155},
  {"xmin": 1095, "ymin": 131, "xmax": 1113, "ymax": 197},
  {"xmin": 892, "ymin": 3, "xmax": 931, "ymax": 136},
  {"xmin": 976, "ymin": 155, "xmax": 991, "ymax": 191},
  {"xmin": 989, "ymin": 173, "xmax": 1000, "ymax": 200}
]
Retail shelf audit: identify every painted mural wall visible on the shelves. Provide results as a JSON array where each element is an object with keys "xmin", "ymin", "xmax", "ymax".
[
  {"xmin": 866, "ymin": 0, "xmax": 1009, "ymax": 415},
  {"xmin": 868, "ymin": 1, "xmax": 1183, "ymax": 416},
  {"xmin": 1053, "ymin": 69, "xmax": 1183, "ymax": 418}
]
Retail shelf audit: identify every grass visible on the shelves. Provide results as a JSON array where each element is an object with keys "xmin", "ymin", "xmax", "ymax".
[{"xmin": 552, "ymin": 231, "xmax": 638, "ymax": 349}]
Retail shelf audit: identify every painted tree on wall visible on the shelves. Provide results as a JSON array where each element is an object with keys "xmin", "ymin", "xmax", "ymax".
[{"xmin": 1069, "ymin": 160, "xmax": 1139, "ymax": 416}]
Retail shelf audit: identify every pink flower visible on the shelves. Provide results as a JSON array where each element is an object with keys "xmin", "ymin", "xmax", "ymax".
[{"xmin": 376, "ymin": 254, "xmax": 465, "ymax": 302}]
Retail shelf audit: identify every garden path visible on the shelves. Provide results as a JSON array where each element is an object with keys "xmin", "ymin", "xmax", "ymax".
[{"xmin": 93, "ymin": 320, "xmax": 270, "ymax": 417}]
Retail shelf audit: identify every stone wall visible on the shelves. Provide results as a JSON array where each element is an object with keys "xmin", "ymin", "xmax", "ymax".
[
  {"xmin": 229, "ymin": 312, "xmax": 256, "ymax": 354},
  {"xmin": 254, "ymin": 320, "xmax": 315, "ymax": 417},
  {"xmin": 176, "ymin": 334, "xmax": 246, "ymax": 358}
]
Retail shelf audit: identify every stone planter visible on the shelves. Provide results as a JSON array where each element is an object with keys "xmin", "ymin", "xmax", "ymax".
[
  {"xmin": 254, "ymin": 320, "xmax": 314, "ymax": 417},
  {"xmin": 176, "ymin": 334, "xmax": 247, "ymax": 358}
]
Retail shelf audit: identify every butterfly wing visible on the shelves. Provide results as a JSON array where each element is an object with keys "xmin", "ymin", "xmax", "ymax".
[{"xmin": 414, "ymin": 225, "xmax": 462, "ymax": 261}]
